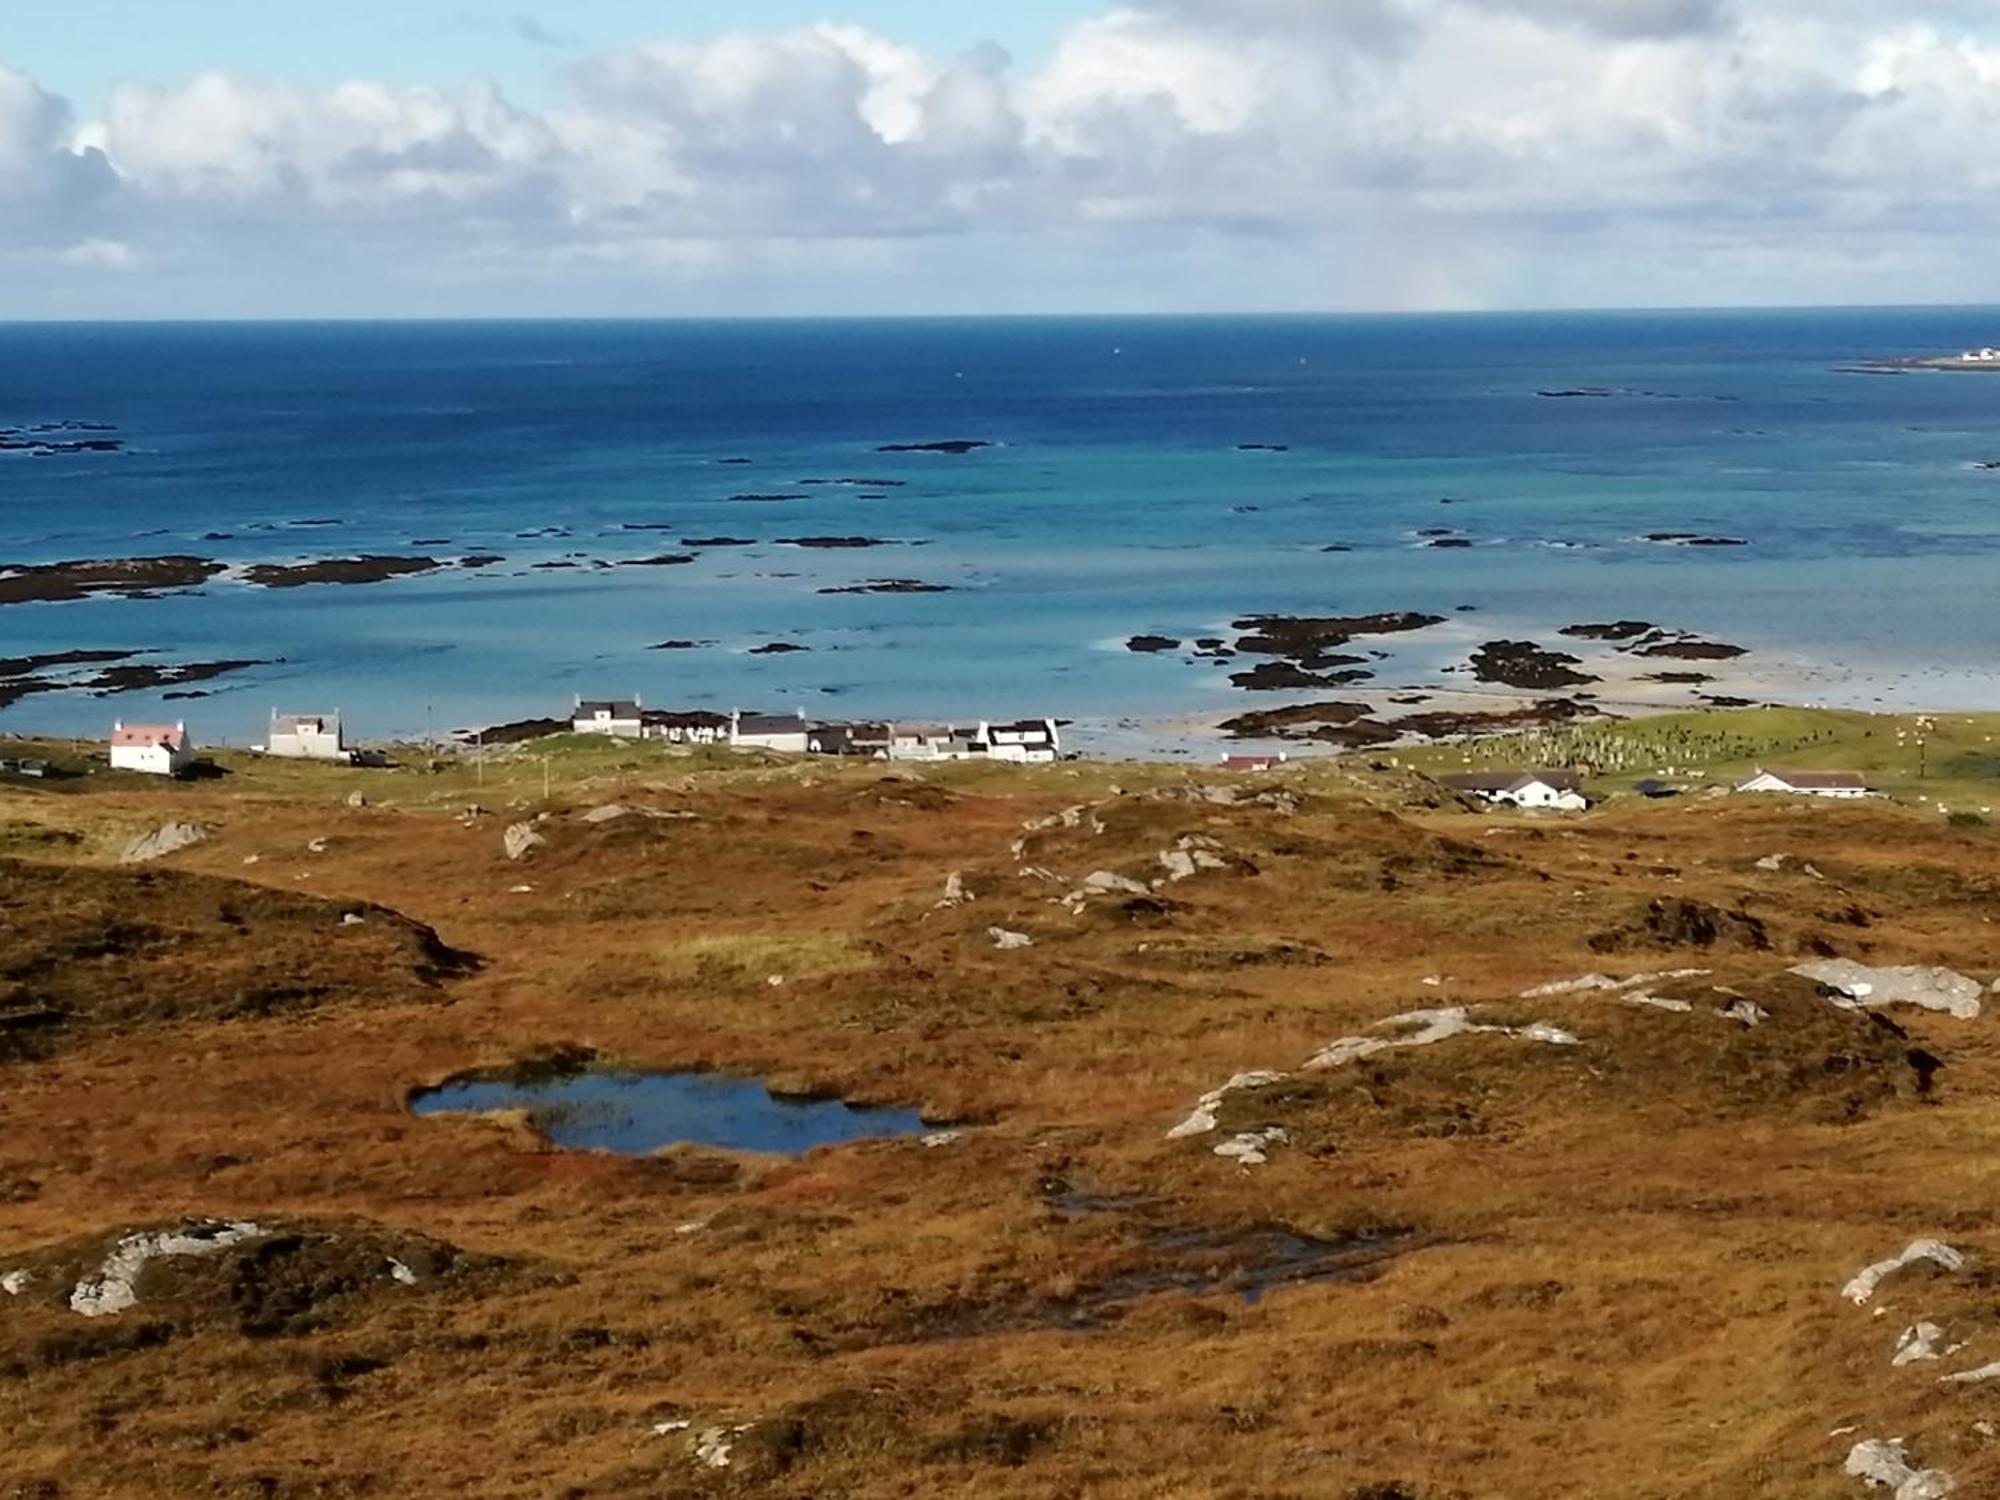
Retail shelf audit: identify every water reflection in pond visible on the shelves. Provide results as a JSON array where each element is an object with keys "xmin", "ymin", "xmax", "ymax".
[{"xmin": 409, "ymin": 1070, "xmax": 929, "ymax": 1156}]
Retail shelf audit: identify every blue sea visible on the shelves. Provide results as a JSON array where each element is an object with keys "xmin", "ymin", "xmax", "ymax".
[{"xmin": 2, "ymin": 308, "xmax": 1998, "ymax": 750}]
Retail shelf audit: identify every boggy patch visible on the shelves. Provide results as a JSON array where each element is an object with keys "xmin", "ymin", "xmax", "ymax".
[{"xmin": 807, "ymin": 1197, "xmax": 1416, "ymax": 1351}]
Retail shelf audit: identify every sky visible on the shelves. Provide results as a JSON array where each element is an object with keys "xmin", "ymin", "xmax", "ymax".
[{"xmin": 3, "ymin": 0, "xmax": 2000, "ymax": 318}]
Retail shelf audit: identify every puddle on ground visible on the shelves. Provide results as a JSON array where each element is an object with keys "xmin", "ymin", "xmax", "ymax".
[{"xmin": 409, "ymin": 1069, "xmax": 929, "ymax": 1156}]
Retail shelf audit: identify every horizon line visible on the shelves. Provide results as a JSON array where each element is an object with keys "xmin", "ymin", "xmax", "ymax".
[{"xmin": 5, "ymin": 300, "xmax": 2000, "ymax": 328}]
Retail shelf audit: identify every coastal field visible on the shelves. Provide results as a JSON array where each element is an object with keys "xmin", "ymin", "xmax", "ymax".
[{"xmin": 4, "ymin": 712, "xmax": 2000, "ymax": 1497}]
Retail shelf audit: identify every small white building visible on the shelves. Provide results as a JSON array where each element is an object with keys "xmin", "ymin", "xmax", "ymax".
[
  {"xmin": 643, "ymin": 711, "xmax": 730, "ymax": 746},
  {"xmin": 1438, "ymin": 770, "xmax": 1589, "ymax": 811},
  {"xmin": 266, "ymin": 711, "xmax": 350, "ymax": 762},
  {"xmin": 731, "ymin": 709, "xmax": 811, "ymax": 754},
  {"xmin": 887, "ymin": 723, "xmax": 987, "ymax": 763},
  {"xmin": 110, "ymin": 720, "xmax": 194, "ymax": 778},
  {"xmin": 980, "ymin": 719, "xmax": 1062, "ymax": 764},
  {"xmin": 1222, "ymin": 753, "xmax": 1289, "ymax": 772},
  {"xmin": 1735, "ymin": 769, "xmax": 1871, "ymax": 799},
  {"xmin": 573, "ymin": 697, "xmax": 644, "ymax": 738}
]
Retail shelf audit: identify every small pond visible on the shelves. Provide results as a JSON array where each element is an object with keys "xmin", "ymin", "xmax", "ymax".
[{"xmin": 408, "ymin": 1069, "xmax": 930, "ymax": 1157}]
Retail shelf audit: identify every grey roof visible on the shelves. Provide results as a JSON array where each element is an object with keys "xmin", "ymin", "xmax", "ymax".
[
  {"xmin": 735, "ymin": 712, "xmax": 808, "ymax": 735},
  {"xmin": 577, "ymin": 699, "xmax": 641, "ymax": 717}
]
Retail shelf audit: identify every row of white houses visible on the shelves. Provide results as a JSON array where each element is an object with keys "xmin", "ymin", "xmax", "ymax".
[
  {"xmin": 570, "ymin": 698, "xmax": 1063, "ymax": 764},
  {"xmin": 1436, "ymin": 766, "xmax": 1875, "ymax": 811}
]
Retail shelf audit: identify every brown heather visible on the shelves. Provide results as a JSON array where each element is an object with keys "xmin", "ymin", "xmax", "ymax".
[{"xmin": 2, "ymin": 715, "xmax": 1999, "ymax": 1498}]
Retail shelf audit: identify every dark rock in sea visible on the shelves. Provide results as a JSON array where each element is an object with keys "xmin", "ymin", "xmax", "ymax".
[
  {"xmin": 242, "ymin": 556, "xmax": 444, "ymax": 588},
  {"xmin": 1426, "ymin": 538, "xmax": 1474, "ymax": 549},
  {"xmin": 818, "ymin": 580, "xmax": 953, "ymax": 595},
  {"xmin": 531, "ymin": 560, "xmax": 580, "ymax": 570},
  {"xmin": 648, "ymin": 640, "xmax": 715, "ymax": 651},
  {"xmin": 776, "ymin": 536, "xmax": 899, "ymax": 549},
  {"xmin": 1416, "ymin": 528, "xmax": 1455, "ymax": 538},
  {"xmin": 82, "ymin": 657, "xmax": 270, "ymax": 696},
  {"xmin": 620, "ymin": 523, "xmax": 677, "ymax": 531},
  {"xmin": 875, "ymin": 440, "xmax": 992, "ymax": 455},
  {"xmin": 289, "ymin": 518, "xmax": 343, "ymax": 528},
  {"xmin": 1321, "ymin": 544, "xmax": 1353, "ymax": 552},
  {"xmin": 1219, "ymin": 700, "xmax": 1380, "ymax": 742},
  {"xmin": 1194, "ymin": 638, "xmax": 1226, "ymax": 650},
  {"xmin": 1561, "ymin": 620, "xmax": 1656, "ymax": 641},
  {"xmin": 682, "ymin": 537, "xmax": 757, "ymax": 548},
  {"xmin": 1973, "ymin": 460, "xmax": 2000, "ymax": 471},
  {"xmin": 515, "ymin": 527, "xmax": 571, "ymax": 540},
  {"xmin": 1644, "ymin": 533, "xmax": 1749, "ymax": 547},
  {"xmin": 729, "ymin": 494, "xmax": 809, "ymax": 503},
  {"xmin": 1230, "ymin": 612, "xmax": 1444, "ymax": 661},
  {"xmin": 200, "ymin": 532, "xmax": 234, "ymax": 542},
  {"xmin": 1538, "ymin": 388, "xmax": 1615, "ymax": 398},
  {"xmin": 458, "ymin": 554, "xmax": 505, "ymax": 568},
  {"xmin": 0, "ymin": 421, "xmax": 127, "ymax": 457},
  {"xmin": 798, "ymin": 477, "xmax": 907, "ymax": 488},
  {"xmin": 1388, "ymin": 697, "xmax": 1602, "ymax": 739},
  {"xmin": 0, "ymin": 648, "xmax": 143, "ymax": 678},
  {"xmin": 411, "ymin": 537, "xmax": 453, "ymax": 545},
  {"xmin": 749, "ymin": 642, "xmax": 811, "ymax": 655},
  {"xmin": 1468, "ymin": 640, "xmax": 1598, "ymax": 690},
  {"xmin": 1127, "ymin": 635, "xmax": 1181, "ymax": 653},
  {"xmin": 1229, "ymin": 661, "xmax": 1373, "ymax": 692},
  {"xmin": 714, "ymin": 457, "xmax": 754, "ymax": 465},
  {"xmin": 161, "ymin": 690, "xmax": 211, "ymax": 700},
  {"xmin": 617, "ymin": 554, "xmax": 697, "ymax": 567},
  {"xmin": 1236, "ymin": 443, "xmax": 1290, "ymax": 452},
  {"xmin": 0, "ymin": 556, "xmax": 225, "ymax": 607},
  {"xmin": 1637, "ymin": 639, "xmax": 1749, "ymax": 661}
]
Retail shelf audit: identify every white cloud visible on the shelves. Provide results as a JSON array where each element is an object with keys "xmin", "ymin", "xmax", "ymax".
[{"xmin": 4, "ymin": 1, "xmax": 2000, "ymax": 313}]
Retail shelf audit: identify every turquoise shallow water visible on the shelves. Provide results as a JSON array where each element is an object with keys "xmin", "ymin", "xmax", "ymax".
[{"xmin": 2, "ymin": 308, "xmax": 1998, "ymax": 745}]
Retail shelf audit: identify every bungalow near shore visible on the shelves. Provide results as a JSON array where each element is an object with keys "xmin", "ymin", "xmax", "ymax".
[
  {"xmin": 1735, "ymin": 770, "xmax": 1872, "ymax": 799},
  {"xmin": 1437, "ymin": 770, "xmax": 1590, "ymax": 811},
  {"xmin": 109, "ymin": 721, "xmax": 194, "ymax": 778}
]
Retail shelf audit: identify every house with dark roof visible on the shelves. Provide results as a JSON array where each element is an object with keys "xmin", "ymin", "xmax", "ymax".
[
  {"xmin": 573, "ymin": 697, "xmax": 644, "ymax": 738},
  {"xmin": 808, "ymin": 722, "xmax": 891, "ymax": 758},
  {"xmin": 981, "ymin": 718, "xmax": 1061, "ymax": 764},
  {"xmin": 731, "ymin": 709, "xmax": 811, "ymax": 754},
  {"xmin": 1735, "ymin": 769, "xmax": 1872, "ymax": 799}
]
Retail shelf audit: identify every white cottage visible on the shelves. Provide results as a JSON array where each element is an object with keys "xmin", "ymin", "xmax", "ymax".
[
  {"xmin": 109, "ymin": 720, "xmax": 194, "ymax": 778},
  {"xmin": 573, "ymin": 697, "xmax": 644, "ymax": 738},
  {"xmin": 266, "ymin": 711, "xmax": 350, "ymax": 762},
  {"xmin": 980, "ymin": 719, "xmax": 1062, "ymax": 764},
  {"xmin": 1735, "ymin": 769, "xmax": 1871, "ymax": 799},
  {"xmin": 1438, "ymin": 770, "xmax": 1589, "ymax": 811}
]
